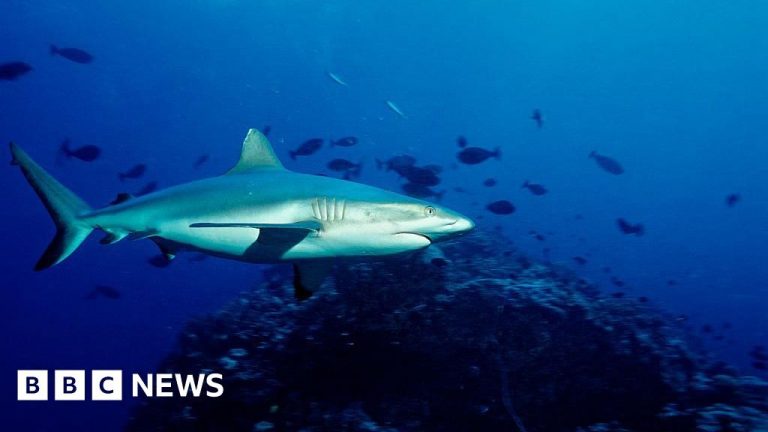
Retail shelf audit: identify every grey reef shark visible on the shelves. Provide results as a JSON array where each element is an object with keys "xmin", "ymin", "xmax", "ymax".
[{"xmin": 10, "ymin": 129, "xmax": 474, "ymax": 299}]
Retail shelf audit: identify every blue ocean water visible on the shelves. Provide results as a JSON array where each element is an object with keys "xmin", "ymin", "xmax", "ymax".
[{"xmin": 1, "ymin": 1, "xmax": 766, "ymax": 430}]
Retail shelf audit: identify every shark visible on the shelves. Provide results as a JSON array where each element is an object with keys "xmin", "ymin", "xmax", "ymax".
[{"xmin": 10, "ymin": 129, "xmax": 474, "ymax": 299}]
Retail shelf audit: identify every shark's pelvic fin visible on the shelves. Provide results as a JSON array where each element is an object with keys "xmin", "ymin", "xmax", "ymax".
[
  {"xmin": 292, "ymin": 261, "xmax": 332, "ymax": 300},
  {"xmin": 9, "ymin": 142, "xmax": 94, "ymax": 270},
  {"xmin": 226, "ymin": 128, "xmax": 284, "ymax": 174}
]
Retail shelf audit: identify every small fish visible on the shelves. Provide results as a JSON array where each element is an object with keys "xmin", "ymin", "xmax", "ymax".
[
  {"xmin": 290, "ymin": 138, "xmax": 323, "ymax": 160},
  {"xmin": 725, "ymin": 193, "xmax": 741, "ymax": 207},
  {"xmin": 701, "ymin": 324, "xmax": 713, "ymax": 334},
  {"xmin": 376, "ymin": 154, "xmax": 416, "ymax": 174},
  {"xmin": 457, "ymin": 136, "xmax": 468, "ymax": 148},
  {"xmin": 753, "ymin": 361, "xmax": 768, "ymax": 371},
  {"xmin": 617, "ymin": 218, "xmax": 645, "ymax": 236},
  {"xmin": 119, "ymin": 164, "xmax": 147, "ymax": 181},
  {"xmin": 386, "ymin": 100, "xmax": 407, "ymax": 119},
  {"xmin": 528, "ymin": 230, "xmax": 545, "ymax": 241},
  {"xmin": 610, "ymin": 291, "xmax": 625, "ymax": 298},
  {"xmin": 483, "ymin": 178, "xmax": 497, "ymax": 187},
  {"xmin": 50, "ymin": 44, "xmax": 93, "ymax": 64},
  {"xmin": 330, "ymin": 137, "xmax": 358, "ymax": 147},
  {"xmin": 675, "ymin": 314, "xmax": 689, "ymax": 322},
  {"xmin": 60, "ymin": 138, "xmax": 101, "ymax": 162},
  {"xmin": 458, "ymin": 147, "xmax": 500, "ymax": 165},
  {"xmin": 327, "ymin": 158, "xmax": 362, "ymax": 179},
  {"xmin": 193, "ymin": 154, "xmax": 209, "ymax": 169},
  {"xmin": 147, "ymin": 255, "xmax": 172, "ymax": 268},
  {"xmin": 401, "ymin": 166, "xmax": 441, "ymax": 186},
  {"xmin": 262, "ymin": 125, "xmax": 272, "ymax": 136},
  {"xmin": 86, "ymin": 285, "xmax": 121, "ymax": 300},
  {"xmin": 572, "ymin": 256, "xmax": 587, "ymax": 265},
  {"xmin": 611, "ymin": 277, "xmax": 625, "ymax": 287},
  {"xmin": 327, "ymin": 71, "xmax": 348, "ymax": 86},
  {"xmin": 531, "ymin": 109, "xmax": 543, "ymax": 128},
  {"xmin": 135, "ymin": 181, "xmax": 158, "ymax": 196},
  {"xmin": 522, "ymin": 180, "xmax": 548, "ymax": 196},
  {"xmin": 667, "ymin": 279, "xmax": 678, "ymax": 286},
  {"xmin": 486, "ymin": 200, "xmax": 515, "ymax": 215},
  {"xmin": 589, "ymin": 151, "xmax": 624, "ymax": 175},
  {"xmin": 637, "ymin": 296, "xmax": 649, "ymax": 303},
  {"xmin": 0, "ymin": 61, "xmax": 32, "ymax": 80},
  {"xmin": 401, "ymin": 182, "xmax": 443, "ymax": 200}
]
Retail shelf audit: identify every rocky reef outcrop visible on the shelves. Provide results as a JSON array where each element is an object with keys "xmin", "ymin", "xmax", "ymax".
[{"xmin": 125, "ymin": 231, "xmax": 768, "ymax": 432}]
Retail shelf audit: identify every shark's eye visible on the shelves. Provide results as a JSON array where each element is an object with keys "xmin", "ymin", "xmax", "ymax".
[{"xmin": 424, "ymin": 206, "xmax": 437, "ymax": 217}]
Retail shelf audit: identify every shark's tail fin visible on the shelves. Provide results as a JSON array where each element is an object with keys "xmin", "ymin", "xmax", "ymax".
[{"xmin": 9, "ymin": 142, "xmax": 93, "ymax": 270}]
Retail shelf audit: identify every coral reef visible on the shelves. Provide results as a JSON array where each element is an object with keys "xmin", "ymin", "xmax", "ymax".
[{"xmin": 125, "ymin": 231, "xmax": 768, "ymax": 432}]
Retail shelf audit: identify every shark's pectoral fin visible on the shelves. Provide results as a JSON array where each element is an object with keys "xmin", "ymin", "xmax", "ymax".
[
  {"xmin": 190, "ymin": 221, "xmax": 322, "ymax": 232},
  {"xmin": 292, "ymin": 261, "xmax": 332, "ymax": 301}
]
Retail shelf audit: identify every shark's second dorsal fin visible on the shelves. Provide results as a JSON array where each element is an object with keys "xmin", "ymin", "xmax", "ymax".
[{"xmin": 226, "ymin": 128, "xmax": 284, "ymax": 174}]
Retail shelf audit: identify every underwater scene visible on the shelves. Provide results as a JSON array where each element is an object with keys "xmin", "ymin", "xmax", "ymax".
[{"xmin": 1, "ymin": 1, "xmax": 767, "ymax": 431}]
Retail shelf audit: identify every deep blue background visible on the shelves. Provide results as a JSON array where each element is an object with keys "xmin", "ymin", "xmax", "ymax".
[{"xmin": 1, "ymin": 1, "xmax": 767, "ymax": 430}]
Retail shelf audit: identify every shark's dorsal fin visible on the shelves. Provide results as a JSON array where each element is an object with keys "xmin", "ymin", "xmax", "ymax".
[{"xmin": 226, "ymin": 128, "xmax": 284, "ymax": 174}]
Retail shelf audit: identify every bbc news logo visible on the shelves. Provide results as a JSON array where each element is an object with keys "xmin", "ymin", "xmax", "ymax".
[{"xmin": 18, "ymin": 370, "xmax": 223, "ymax": 401}]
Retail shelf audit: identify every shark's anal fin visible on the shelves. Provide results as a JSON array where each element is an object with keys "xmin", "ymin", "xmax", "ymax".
[
  {"xmin": 226, "ymin": 128, "xmax": 284, "ymax": 174},
  {"xmin": 292, "ymin": 261, "xmax": 332, "ymax": 301}
]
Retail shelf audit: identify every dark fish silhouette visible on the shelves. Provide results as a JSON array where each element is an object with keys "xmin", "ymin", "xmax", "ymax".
[
  {"xmin": 86, "ymin": 285, "xmax": 121, "ymax": 300},
  {"xmin": 327, "ymin": 158, "xmax": 362, "ymax": 179},
  {"xmin": 483, "ymin": 178, "xmax": 497, "ymax": 187},
  {"xmin": 458, "ymin": 147, "xmax": 500, "ymax": 165},
  {"xmin": 753, "ymin": 362, "xmax": 768, "ymax": 371},
  {"xmin": 611, "ymin": 277, "xmax": 625, "ymax": 287},
  {"xmin": 401, "ymin": 166, "xmax": 441, "ymax": 186},
  {"xmin": 119, "ymin": 164, "xmax": 146, "ymax": 181},
  {"xmin": 637, "ymin": 296, "xmax": 649, "ymax": 303},
  {"xmin": 376, "ymin": 154, "xmax": 416, "ymax": 174},
  {"xmin": 701, "ymin": 324, "xmax": 713, "ymax": 334},
  {"xmin": 330, "ymin": 136, "xmax": 358, "ymax": 147},
  {"xmin": 193, "ymin": 154, "xmax": 209, "ymax": 169},
  {"xmin": 617, "ymin": 218, "xmax": 645, "ymax": 236},
  {"xmin": 50, "ymin": 45, "xmax": 93, "ymax": 64},
  {"xmin": 0, "ymin": 61, "xmax": 32, "ymax": 80},
  {"xmin": 529, "ymin": 230, "xmax": 545, "ymax": 241},
  {"xmin": 572, "ymin": 256, "xmax": 587, "ymax": 265},
  {"xmin": 290, "ymin": 138, "xmax": 323, "ymax": 160},
  {"xmin": 725, "ymin": 193, "xmax": 741, "ymax": 207},
  {"xmin": 262, "ymin": 125, "xmax": 271, "ymax": 136},
  {"xmin": 589, "ymin": 151, "xmax": 624, "ymax": 175},
  {"xmin": 401, "ymin": 183, "xmax": 443, "ymax": 200},
  {"xmin": 60, "ymin": 138, "xmax": 101, "ymax": 162},
  {"xmin": 522, "ymin": 180, "xmax": 548, "ymax": 196},
  {"xmin": 667, "ymin": 279, "xmax": 678, "ymax": 286},
  {"xmin": 486, "ymin": 200, "xmax": 515, "ymax": 215},
  {"xmin": 610, "ymin": 291, "xmax": 625, "ymax": 298},
  {"xmin": 531, "ymin": 109, "xmax": 543, "ymax": 128},
  {"xmin": 136, "ymin": 181, "xmax": 158, "ymax": 196},
  {"xmin": 457, "ymin": 136, "xmax": 468, "ymax": 148}
]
